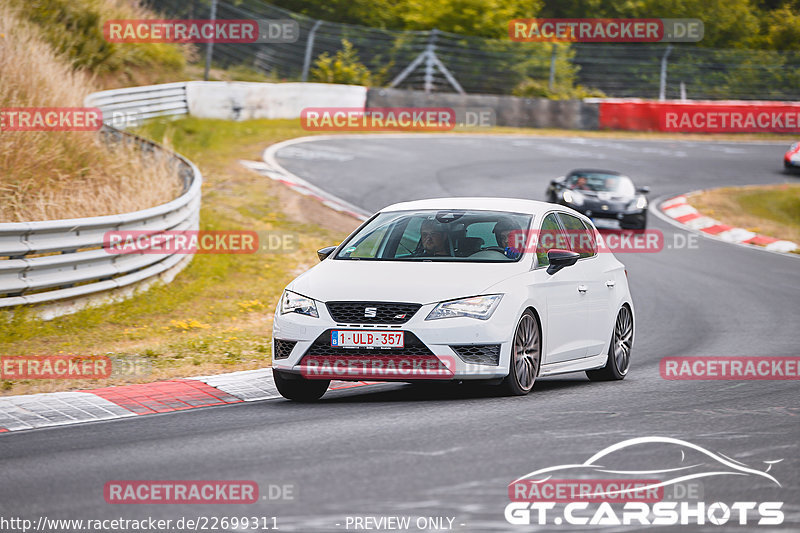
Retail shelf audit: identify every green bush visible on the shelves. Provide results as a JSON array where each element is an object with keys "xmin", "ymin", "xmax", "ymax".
[
  {"xmin": 311, "ymin": 39, "xmax": 372, "ymax": 85},
  {"xmin": 512, "ymin": 78, "xmax": 606, "ymax": 100}
]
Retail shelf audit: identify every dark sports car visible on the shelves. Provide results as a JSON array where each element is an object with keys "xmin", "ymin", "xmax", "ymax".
[
  {"xmin": 546, "ymin": 169, "xmax": 650, "ymax": 230},
  {"xmin": 784, "ymin": 142, "xmax": 800, "ymax": 171}
]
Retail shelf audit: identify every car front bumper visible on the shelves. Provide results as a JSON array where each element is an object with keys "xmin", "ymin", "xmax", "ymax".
[
  {"xmin": 272, "ymin": 300, "xmax": 518, "ymax": 381},
  {"xmin": 560, "ymin": 201, "xmax": 647, "ymax": 227}
]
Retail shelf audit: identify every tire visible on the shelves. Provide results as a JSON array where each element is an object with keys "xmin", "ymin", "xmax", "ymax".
[
  {"xmin": 499, "ymin": 310, "xmax": 541, "ymax": 396},
  {"xmin": 586, "ymin": 305, "xmax": 633, "ymax": 381},
  {"xmin": 273, "ymin": 369, "xmax": 330, "ymax": 401}
]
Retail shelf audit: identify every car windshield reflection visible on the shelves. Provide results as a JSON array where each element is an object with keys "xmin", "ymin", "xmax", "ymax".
[{"xmin": 334, "ymin": 209, "xmax": 533, "ymax": 262}]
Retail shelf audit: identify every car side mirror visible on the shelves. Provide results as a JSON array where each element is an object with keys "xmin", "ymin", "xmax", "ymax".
[
  {"xmin": 637, "ymin": 186, "xmax": 650, "ymax": 194},
  {"xmin": 546, "ymin": 249, "xmax": 581, "ymax": 275},
  {"xmin": 317, "ymin": 246, "xmax": 336, "ymax": 261}
]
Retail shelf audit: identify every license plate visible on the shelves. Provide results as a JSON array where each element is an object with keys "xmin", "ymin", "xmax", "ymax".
[
  {"xmin": 592, "ymin": 218, "xmax": 619, "ymax": 229},
  {"xmin": 331, "ymin": 330, "xmax": 404, "ymax": 348}
]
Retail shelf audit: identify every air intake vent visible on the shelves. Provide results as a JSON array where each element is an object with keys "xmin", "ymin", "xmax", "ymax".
[
  {"xmin": 273, "ymin": 339, "xmax": 297, "ymax": 360},
  {"xmin": 450, "ymin": 344, "xmax": 501, "ymax": 366}
]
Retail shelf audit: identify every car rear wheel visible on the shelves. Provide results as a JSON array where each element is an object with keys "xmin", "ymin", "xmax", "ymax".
[
  {"xmin": 586, "ymin": 305, "xmax": 632, "ymax": 381},
  {"xmin": 500, "ymin": 310, "xmax": 541, "ymax": 396},
  {"xmin": 273, "ymin": 369, "xmax": 330, "ymax": 401}
]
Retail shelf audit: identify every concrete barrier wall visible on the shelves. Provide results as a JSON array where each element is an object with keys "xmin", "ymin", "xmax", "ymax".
[
  {"xmin": 366, "ymin": 88, "xmax": 599, "ymax": 130},
  {"xmin": 187, "ymin": 82, "xmax": 367, "ymax": 120},
  {"xmin": 182, "ymin": 81, "xmax": 797, "ymax": 132},
  {"xmin": 594, "ymin": 98, "xmax": 800, "ymax": 133}
]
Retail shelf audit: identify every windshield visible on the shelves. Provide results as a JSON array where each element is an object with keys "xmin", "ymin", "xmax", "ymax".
[
  {"xmin": 566, "ymin": 172, "xmax": 635, "ymax": 196},
  {"xmin": 334, "ymin": 209, "xmax": 533, "ymax": 262}
]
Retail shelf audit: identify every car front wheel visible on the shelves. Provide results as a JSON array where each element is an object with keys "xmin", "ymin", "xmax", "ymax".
[
  {"xmin": 273, "ymin": 369, "xmax": 330, "ymax": 401},
  {"xmin": 500, "ymin": 310, "xmax": 541, "ymax": 396},
  {"xmin": 586, "ymin": 305, "xmax": 632, "ymax": 381}
]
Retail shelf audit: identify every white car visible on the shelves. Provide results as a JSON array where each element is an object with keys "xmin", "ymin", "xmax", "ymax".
[{"xmin": 272, "ymin": 198, "xmax": 634, "ymax": 401}]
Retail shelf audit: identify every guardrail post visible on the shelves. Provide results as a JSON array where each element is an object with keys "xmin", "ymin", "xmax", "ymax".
[
  {"xmin": 204, "ymin": 0, "xmax": 218, "ymax": 81},
  {"xmin": 424, "ymin": 29, "xmax": 438, "ymax": 94},
  {"xmin": 301, "ymin": 20, "xmax": 323, "ymax": 82},
  {"xmin": 659, "ymin": 45, "xmax": 673, "ymax": 101}
]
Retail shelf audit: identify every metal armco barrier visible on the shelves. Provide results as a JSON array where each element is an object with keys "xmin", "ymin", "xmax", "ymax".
[
  {"xmin": 87, "ymin": 82, "xmax": 190, "ymax": 127},
  {"xmin": 0, "ymin": 84, "xmax": 201, "ymax": 311}
]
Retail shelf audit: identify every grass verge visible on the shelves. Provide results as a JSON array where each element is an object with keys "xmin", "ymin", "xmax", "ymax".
[{"xmin": 687, "ymin": 183, "xmax": 800, "ymax": 248}]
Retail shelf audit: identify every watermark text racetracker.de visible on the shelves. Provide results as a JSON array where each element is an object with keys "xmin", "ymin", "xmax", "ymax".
[
  {"xmin": 300, "ymin": 107, "xmax": 496, "ymax": 131},
  {"xmin": 103, "ymin": 19, "xmax": 298, "ymax": 44},
  {"xmin": 661, "ymin": 105, "xmax": 800, "ymax": 133},
  {"xmin": 1, "ymin": 355, "xmax": 150, "ymax": 380},
  {"xmin": 300, "ymin": 355, "xmax": 457, "ymax": 381},
  {"xmin": 502, "ymin": 229, "xmax": 698, "ymax": 254},
  {"xmin": 661, "ymin": 356, "xmax": 800, "ymax": 380},
  {"xmin": 103, "ymin": 230, "xmax": 298, "ymax": 254},
  {"xmin": 0, "ymin": 108, "xmax": 102, "ymax": 132},
  {"xmin": 509, "ymin": 18, "xmax": 703, "ymax": 43}
]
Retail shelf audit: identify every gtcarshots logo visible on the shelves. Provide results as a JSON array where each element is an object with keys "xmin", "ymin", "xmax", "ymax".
[{"xmin": 505, "ymin": 437, "xmax": 784, "ymax": 527}]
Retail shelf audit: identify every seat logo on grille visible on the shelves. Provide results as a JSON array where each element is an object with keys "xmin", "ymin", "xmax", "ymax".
[{"xmin": 364, "ymin": 307, "xmax": 377, "ymax": 318}]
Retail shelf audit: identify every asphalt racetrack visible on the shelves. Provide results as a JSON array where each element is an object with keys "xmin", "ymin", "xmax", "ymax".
[{"xmin": 2, "ymin": 135, "xmax": 798, "ymax": 532}]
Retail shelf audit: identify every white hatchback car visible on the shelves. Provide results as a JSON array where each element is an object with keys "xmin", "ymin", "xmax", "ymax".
[{"xmin": 272, "ymin": 198, "xmax": 634, "ymax": 401}]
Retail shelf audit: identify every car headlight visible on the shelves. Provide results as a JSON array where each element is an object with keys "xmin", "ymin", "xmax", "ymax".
[
  {"xmin": 280, "ymin": 290, "xmax": 319, "ymax": 318},
  {"xmin": 633, "ymin": 196, "xmax": 648, "ymax": 210},
  {"xmin": 426, "ymin": 294, "xmax": 503, "ymax": 321},
  {"xmin": 562, "ymin": 190, "xmax": 584, "ymax": 206}
]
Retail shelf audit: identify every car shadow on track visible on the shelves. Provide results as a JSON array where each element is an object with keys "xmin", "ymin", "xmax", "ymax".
[{"xmin": 319, "ymin": 377, "xmax": 590, "ymax": 404}]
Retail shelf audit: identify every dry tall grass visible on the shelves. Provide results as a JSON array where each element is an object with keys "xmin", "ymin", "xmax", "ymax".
[{"xmin": 0, "ymin": 3, "xmax": 181, "ymax": 222}]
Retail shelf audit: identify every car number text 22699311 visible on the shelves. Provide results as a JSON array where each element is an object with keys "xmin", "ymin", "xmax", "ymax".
[{"xmin": 331, "ymin": 330, "xmax": 404, "ymax": 348}]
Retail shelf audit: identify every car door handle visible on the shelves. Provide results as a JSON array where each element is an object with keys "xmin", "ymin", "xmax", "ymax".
[
  {"xmin": 606, "ymin": 280, "xmax": 616, "ymax": 288},
  {"xmin": 577, "ymin": 284, "xmax": 588, "ymax": 293}
]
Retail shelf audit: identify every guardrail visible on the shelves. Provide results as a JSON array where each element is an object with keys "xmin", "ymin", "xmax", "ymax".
[
  {"xmin": 0, "ymin": 84, "xmax": 200, "ymax": 313},
  {"xmin": 87, "ymin": 82, "xmax": 189, "ymax": 126}
]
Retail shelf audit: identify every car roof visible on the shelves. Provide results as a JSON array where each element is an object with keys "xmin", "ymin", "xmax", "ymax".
[{"xmin": 380, "ymin": 197, "xmax": 554, "ymax": 215}]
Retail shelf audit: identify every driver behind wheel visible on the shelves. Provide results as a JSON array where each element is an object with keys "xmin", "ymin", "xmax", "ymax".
[{"xmin": 493, "ymin": 219, "xmax": 523, "ymax": 259}]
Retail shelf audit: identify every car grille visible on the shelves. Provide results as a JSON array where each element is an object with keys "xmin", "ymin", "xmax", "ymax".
[
  {"xmin": 273, "ymin": 339, "xmax": 297, "ymax": 360},
  {"xmin": 326, "ymin": 301, "xmax": 421, "ymax": 324},
  {"xmin": 450, "ymin": 344, "xmax": 501, "ymax": 366},
  {"xmin": 302, "ymin": 330, "xmax": 434, "ymax": 357}
]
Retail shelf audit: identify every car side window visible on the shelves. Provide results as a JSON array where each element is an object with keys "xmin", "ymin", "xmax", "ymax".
[
  {"xmin": 536, "ymin": 213, "xmax": 567, "ymax": 266},
  {"xmin": 557, "ymin": 213, "xmax": 595, "ymax": 259},
  {"xmin": 580, "ymin": 220, "xmax": 598, "ymax": 257}
]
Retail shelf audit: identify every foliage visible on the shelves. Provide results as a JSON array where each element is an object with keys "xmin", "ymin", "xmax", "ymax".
[
  {"xmin": 10, "ymin": 0, "xmax": 187, "ymax": 76},
  {"xmin": 311, "ymin": 39, "xmax": 373, "ymax": 85},
  {"xmin": 512, "ymin": 78, "xmax": 606, "ymax": 99}
]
